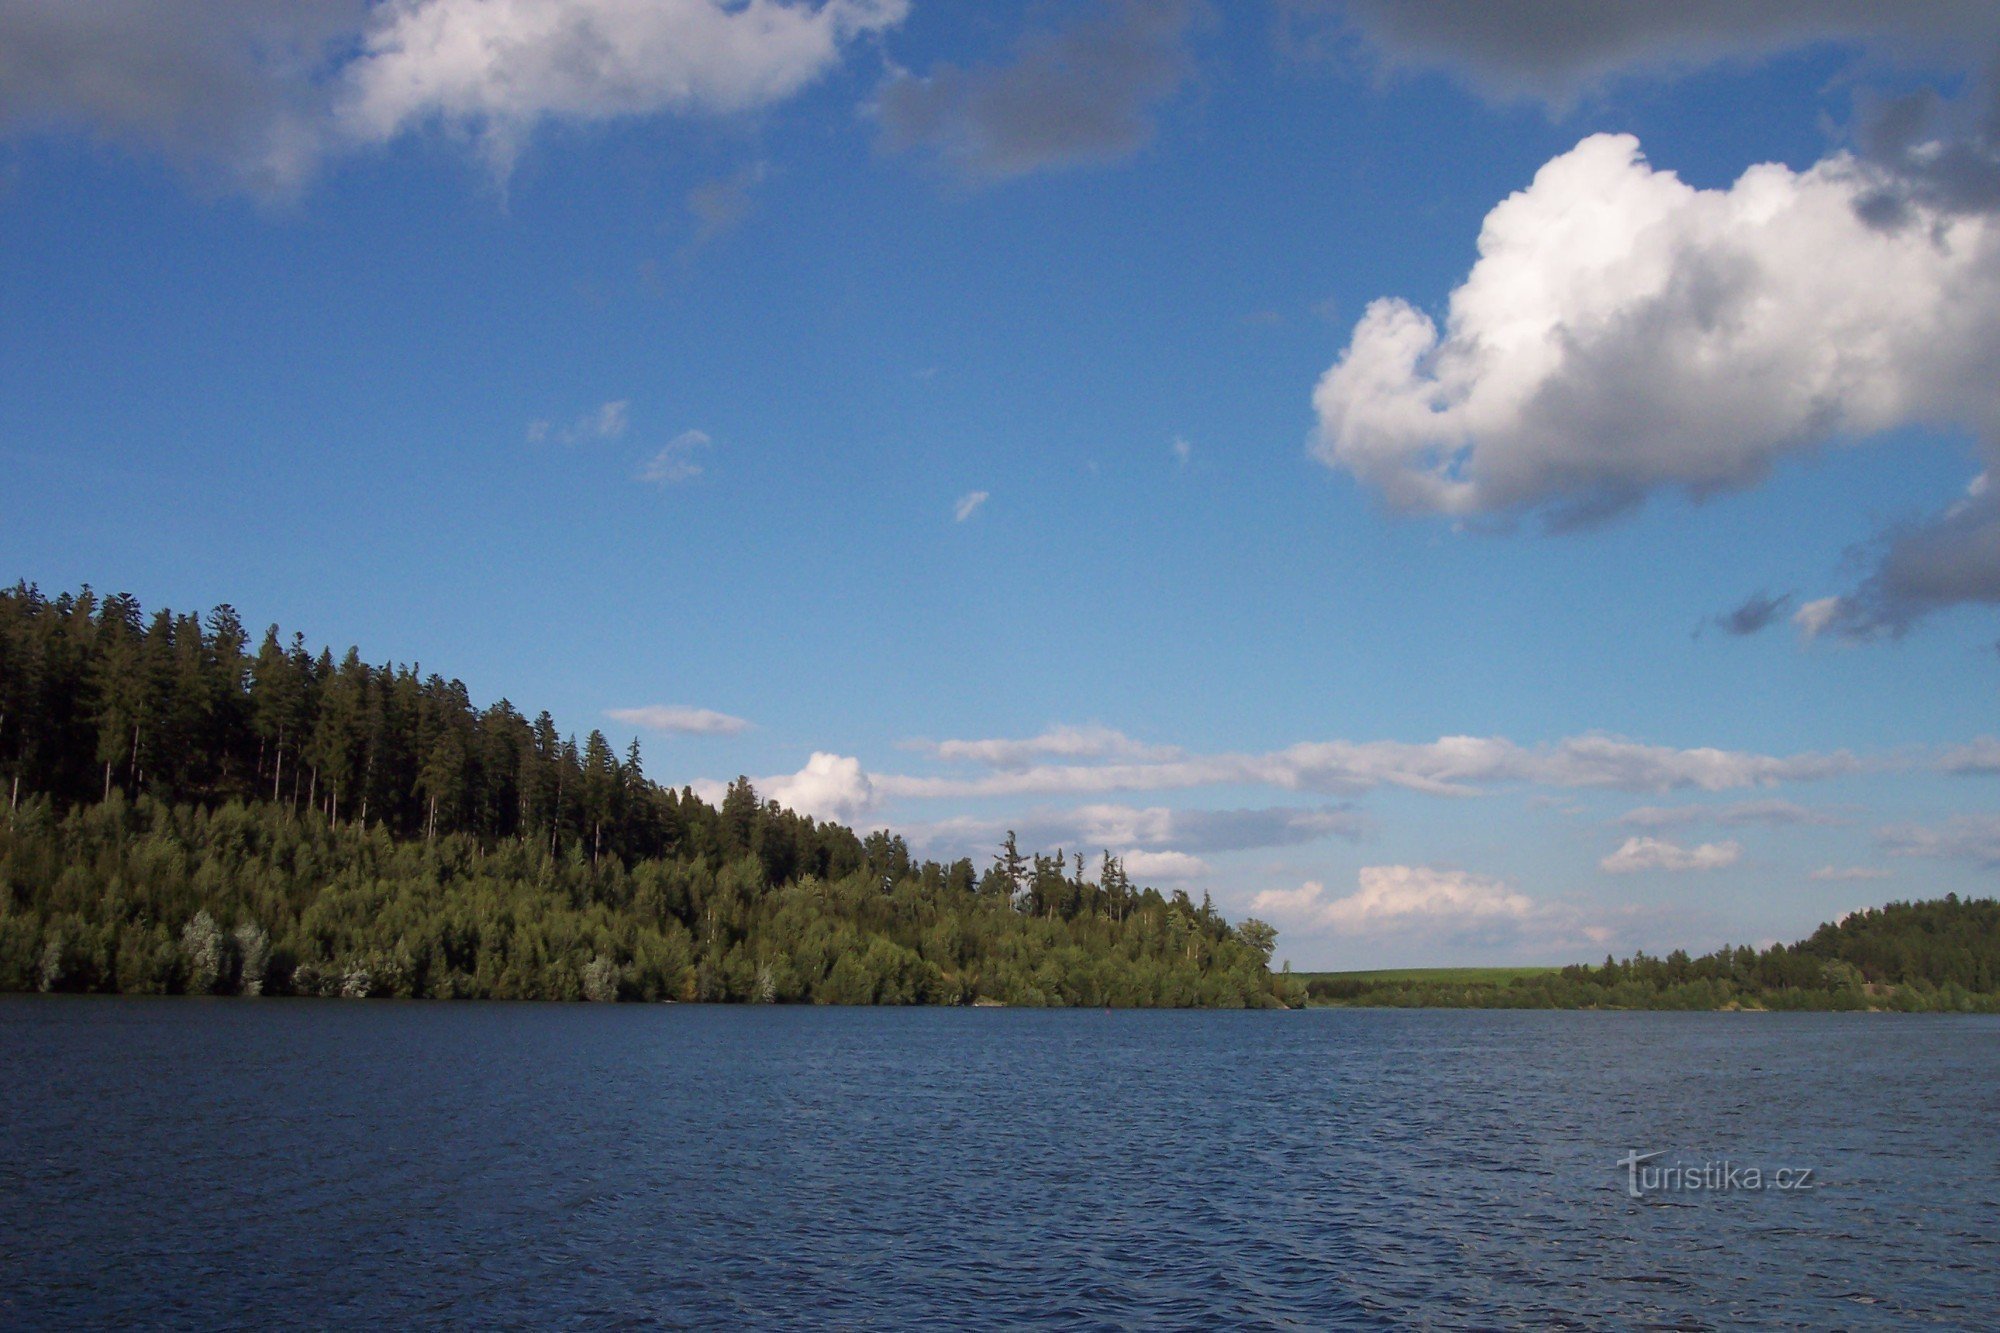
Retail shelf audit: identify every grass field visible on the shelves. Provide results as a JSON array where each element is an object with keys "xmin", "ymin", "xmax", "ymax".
[{"xmin": 1292, "ymin": 966, "xmax": 1563, "ymax": 986}]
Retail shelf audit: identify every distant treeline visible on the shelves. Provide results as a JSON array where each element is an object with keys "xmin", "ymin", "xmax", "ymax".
[
  {"xmin": 0, "ymin": 583, "xmax": 1294, "ymax": 1006},
  {"xmin": 1307, "ymin": 897, "xmax": 2000, "ymax": 1012}
]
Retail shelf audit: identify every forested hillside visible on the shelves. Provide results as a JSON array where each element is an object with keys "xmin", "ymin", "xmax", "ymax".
[
  {"xmin": 1306, "ymin": 897, "xmax": 2000, "ymax": 1012},
  {"xmin": 0, "ymin": 583, "xmax": 1293, "ymax": 1005}
]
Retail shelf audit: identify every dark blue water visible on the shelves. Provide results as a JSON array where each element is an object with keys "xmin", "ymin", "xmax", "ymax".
[{"xmin": 1, "ymin": 1001, "xmax": 1994, "ymax": 1329}]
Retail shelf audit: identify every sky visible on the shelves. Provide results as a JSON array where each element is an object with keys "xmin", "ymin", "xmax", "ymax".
[{"xmin": 4, "ymin": 0, "xmax": 2000, "ymax": 969}]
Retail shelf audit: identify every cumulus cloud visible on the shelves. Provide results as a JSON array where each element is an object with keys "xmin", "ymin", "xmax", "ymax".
[
  {"xmin": 1251, "ymin": 865, "xmax": 1550, "ymax": 942},
  {"xmin": 605, "ymin": 704, "xmax": 750, "ymax": 736},
  {"xmin": 763, "ymin": 752, "xmax": 878, "ymax": 823},
  {"xmin": 1939, "ymin": 736, "xmax": 2000, "ymax": 774},
  {"xmin": 1314, "ymin": 131, "xmax": 2000, "ymax": 629},
  {"xmin": 877, "ymin": 0, "xmax": 1199, "ymax": 180},
  {"xmin": 1316, "ymin": 133, "xmax": 2000, "ymax": 524},
  {"xmin": 952, "ymin": 490, "xmax": 989, "ymax": 522},
  {"xmin": 1878, "ymin": 812, "xmax": 2000, "ymax": 865},
  {"xmin": 1310, "ymin": 1, "xmax": 2000, "ymax": 105},
  {"xmin": 1709, "ymin": 590, "xmax": 1794, "ymax": 637},
  {"xmin": 638, "ymin": 429, "xmax": 712, "ymax": 485},
  {"xmin": 1600, "ymin": 836, "xmax": 1742, "ymax": 873},
  {"xmin": 1810, "ymin": 864, "xmax": 1893, "ymax": 882},
  {"xmin": 1617, "ymin": 799, "xmax": 1843, "ymax": 829},
  {"xmin": 0, "ymin": 0, "xmax": 904, "ymax": 190},
  {"xmin": 876, "ymin": 730, "xmax": 1855, "ymax": 801}
]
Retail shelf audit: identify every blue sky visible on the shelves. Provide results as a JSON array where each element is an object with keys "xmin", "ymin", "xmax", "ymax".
[{"xmin": 5, "ymin": 1, "xmax": 2000, "ymax": 967}]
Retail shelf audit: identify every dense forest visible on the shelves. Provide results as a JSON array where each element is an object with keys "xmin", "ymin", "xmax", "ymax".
[
  {"xmin": 1306, "ymin": 897, "xmax": 2000, "ymax": 1012},
  {"xmin": 0, "ymin": 583, "xmax": 1294, "ymax": 1005}
]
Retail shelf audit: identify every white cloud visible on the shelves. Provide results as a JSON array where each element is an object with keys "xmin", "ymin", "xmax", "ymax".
[
  {"xmin": 606, "ymin": 704, "xmax": 750, "ymax": 736},
  {"xmin": 639, "ymin": 429, "xmax": 712, "ymax": 485},
  {"xmin": 915, "ymin": 723, "xmax": 1180, "ymax": 768},
  {"xmin": 1314, "ymin": 132, "xmax": 2000, "ymax": 528},
  {"xmin": 1617, "ymin": 799, "xmax": 1843, "ymax": 829},
  {"xmin": 1252, "ymin": 865, "xmax": 1535, "ymax": 932},
  {"xmin": 1810, "ymin": 864, "xmax": 1893, "ymax": 882},
  {"xmin": 1119, "ymin": 849, "xmax": 1209, "ymax": 881},
  {"xmin": 1600, "ymin": 835, "xmax": 1742, "ymax": 874},
  {"xmin": 1171, "ymin": 435, "xmax": 1193, "ymax": 466},
  {"xmin": 952, "ymin": 490, "xmax": 990, "ymax": 522},
  {"xmin": 338, "ymin": 0, "xmax": 908, "ymax": 171},
  {"xmin": 1314, "ymin": 130, "xmax": 2000, "ymax": 631},
  {"xmin": 530, "ymin": 399, "xmax": 629, "ymax": 445},
  {"xmin": 898, "ymin": 800, "xmax": 1372, "ymax": 861},
  {"xmin": 1940, "ymin": 737, "xmax": 2000, "ymax": 774},
  {"xmin": 764, "ymin": 751, "xmax": 879, "ymax": 824},
  {"xmin": 1793, "ymin": 597, "xmax": 1845, "ymax": 637},
  {"xmin": 875, "ymin": 730, "xmax": 1854, "ymax": 801},
  {"xmin": 1878, "ymin": 813, "xmax": 2000, "ymax": 865}
]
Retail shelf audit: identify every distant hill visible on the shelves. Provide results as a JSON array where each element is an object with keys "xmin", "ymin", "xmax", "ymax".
[{"xmin": 1303, "ymin": 897, "xmax": 2000, "ymax": 1012}]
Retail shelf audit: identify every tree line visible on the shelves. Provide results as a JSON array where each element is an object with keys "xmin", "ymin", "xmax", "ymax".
[
  {"xmin": 0, "ymin": 583, "xmax": 1295, "ymax": 1006},
  {"xmin": 1305, "ymin": 896, "xmax": 2000, "ymax": 1012}
]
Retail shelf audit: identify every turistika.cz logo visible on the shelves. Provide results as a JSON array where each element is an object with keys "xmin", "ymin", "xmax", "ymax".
[{"xmin": 1616, "ymin": 1150, "xmax": 1817, "ymax": 1199}]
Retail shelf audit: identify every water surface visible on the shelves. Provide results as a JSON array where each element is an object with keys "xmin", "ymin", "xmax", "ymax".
[{"xmin": 1, "ymin": 1000, "xmax": 1993, "ymax": 1328}]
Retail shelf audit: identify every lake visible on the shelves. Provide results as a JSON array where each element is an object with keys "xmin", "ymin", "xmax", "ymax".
[{"xmin": 1, "ymin": 1000, "xmax": 1993, "ymax": 1328}]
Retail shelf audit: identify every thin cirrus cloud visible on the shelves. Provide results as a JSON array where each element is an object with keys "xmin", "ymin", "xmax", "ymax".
[
  {"xmin": 605, "ymin": 704, "xmax": 750, "ymax": 737},
  {"xmin": 1312, "ymin": 131, "xmax": 2000, "ymax": 635},
  {"xmin": 1600, "ymin": 836, "xmax": 1742, "ymax": 874},
  {"xmin": 0, "ymin": 0, "xmax": 908, "ymax": 190},
  {"xmin": 877, "ymin": 0, "xmax": 1201, "ymax": 181},
  {"xmin": 952, "ymin": 490, "xmax": 989, "ymax": 522}
]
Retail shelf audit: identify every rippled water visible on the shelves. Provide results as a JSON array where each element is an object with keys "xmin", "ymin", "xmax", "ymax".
[{"xmin": 1, "ymin": 1000, "xmax": 1994, "ymax": 1328}]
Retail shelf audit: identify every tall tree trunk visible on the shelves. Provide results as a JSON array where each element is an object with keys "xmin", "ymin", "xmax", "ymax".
[
  {"xmin": 272, "ymin": 730, "xmax": 284, "ymax": 803},
  {"xmin": 103, "ymin": 759, "xmax": 112, "ymax": 802}
]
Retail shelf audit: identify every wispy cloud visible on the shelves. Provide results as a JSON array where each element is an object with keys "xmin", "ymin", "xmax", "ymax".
[
  {"xmin": 876, "ymin": 730, "xmax": 1858, "ymax": 801},
  {"xmin": 638, "ymin": 429, "xmax": 712, "ymax": 485},
  {"xmin": 952, "ymin": 490, "xmax": 990, "ymax": 522},
  {"xmin": 1617, "ymin": 799, "xmax": 1844, "ymax": 830},
  {"xmin": 606, "ymin": 704, "xmax": 750, "ymax": 736},
  {"xmin": 1810, "ymin": 864, "xmax": 1893, "ymax": 882},
  {"xmin": 528, "ymin": 399, "xmax": 629, "ymax": 445},
  {"xmin": 1878, "ymin": 813, "xmax": 2000, "ymax": 866}
]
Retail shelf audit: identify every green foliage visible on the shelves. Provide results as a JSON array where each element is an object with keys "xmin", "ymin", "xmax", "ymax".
[
  {"xmin": 0, "ymin": 583, "xmax": 1292, "ymax": 1007},
  {"xmin": 1303, "ymin": 898, "xmax": 2000, "ymax": 1012}
]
